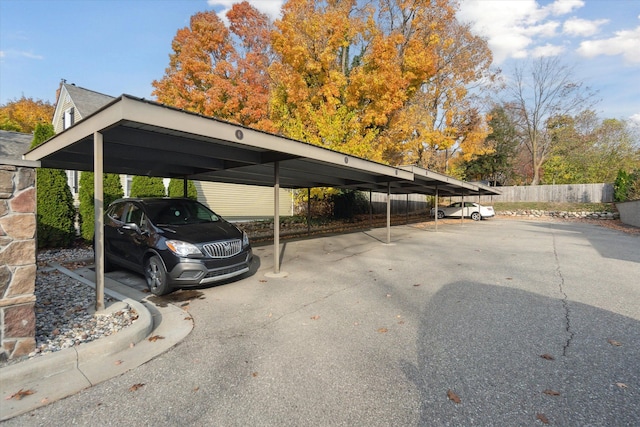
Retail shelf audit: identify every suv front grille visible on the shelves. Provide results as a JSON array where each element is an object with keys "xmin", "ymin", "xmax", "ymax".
[{"xmin": 202, "ymin": 239, "xmax": 242, "ymax": 258}]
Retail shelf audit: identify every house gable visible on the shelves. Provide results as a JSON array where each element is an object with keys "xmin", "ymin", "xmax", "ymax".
[{"xmin": 52, "ymin": 81, "xmax": 115, "ymax": 133}]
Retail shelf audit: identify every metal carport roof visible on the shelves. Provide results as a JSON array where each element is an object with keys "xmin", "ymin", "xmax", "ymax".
[{"xmin": 24, "ymin": 94, "xmax": 499, "ymax": 308}]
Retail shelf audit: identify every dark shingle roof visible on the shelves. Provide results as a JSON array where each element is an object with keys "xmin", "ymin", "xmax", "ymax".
[
  {"xmin": 0, "ymin": 130, "xmax": 32, "ymax": 160},
  {"xmin": 63, "ymin": 83, "xmax": 115, "ymax": 117}
]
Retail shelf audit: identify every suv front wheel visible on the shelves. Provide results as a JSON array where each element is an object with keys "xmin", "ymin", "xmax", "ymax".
[{"xmin": 146, "ymin": 255, "xmax": 171, "ymax": 295}]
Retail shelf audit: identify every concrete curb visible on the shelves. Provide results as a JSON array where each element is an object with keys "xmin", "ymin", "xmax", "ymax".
[{"xmin": 0, "ymin": 265, "xmax": 193, "ymax": 421}]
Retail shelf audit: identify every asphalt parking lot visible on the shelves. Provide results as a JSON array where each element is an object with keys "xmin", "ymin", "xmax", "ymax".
[{"xmin": 4, "ymin": 218, "xmax": 639, "ymax": 426}]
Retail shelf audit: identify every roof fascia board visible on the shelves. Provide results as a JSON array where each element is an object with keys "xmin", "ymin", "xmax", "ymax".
[
  {"xmin": 25, "ymin": 97, "xmax": 125, "ymax": 161},
  {"xmin": 118, "ymin": 96, "xmax": 414, "ymax": 182}
]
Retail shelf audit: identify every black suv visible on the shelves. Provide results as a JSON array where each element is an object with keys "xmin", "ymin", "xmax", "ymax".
[{"xmin": 103, "ymin": 198, "xmax": 253, "ymax": 295}]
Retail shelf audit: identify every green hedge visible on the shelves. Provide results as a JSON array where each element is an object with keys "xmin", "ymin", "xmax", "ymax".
[
  {"xmin": 168, "ymin": 178, "xmax": 198, "ymax": 199},
  {"xmin": 78, "ymin": 172, "xmax": 124, "ymax": 241},
  {"xmin": 31, "ymin": 123, "xmax": 76, "ymax": 248},
  {"xmin": 130, "ymin": 176, "xmax": 165, "ymax": 197}
]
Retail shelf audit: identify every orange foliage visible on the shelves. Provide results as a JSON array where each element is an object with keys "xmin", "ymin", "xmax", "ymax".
[
  {"xmin": 0, "ymin": 96, "xmax": 54, "ymax": 133},
  {"xmin": 152, "ymin": 4, "xmax": 274, "ymax": 132}
]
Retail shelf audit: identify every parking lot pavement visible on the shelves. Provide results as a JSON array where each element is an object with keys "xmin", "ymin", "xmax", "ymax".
[{"xmin": 3, "ymin": 219, "xmax": 639, "ymax": 426}]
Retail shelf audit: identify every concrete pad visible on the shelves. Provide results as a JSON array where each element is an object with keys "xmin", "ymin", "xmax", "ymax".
[{"xmin": 0, "ymin": 264, "xmax": 193, "ymax": 421}]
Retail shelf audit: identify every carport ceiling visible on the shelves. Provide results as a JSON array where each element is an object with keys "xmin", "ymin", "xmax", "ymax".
[{"xmin": 24, "ymin": 95, "xmax": 498, "ymax": 197}]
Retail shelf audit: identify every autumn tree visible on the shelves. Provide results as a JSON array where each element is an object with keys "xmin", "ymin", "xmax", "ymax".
[
  {"xmin": 461, "ymin": 105, "xmax": 518, "ymax": 185},
  {"xmin": 0, "ymin": 96, "xmax": 54, "ymax": 133},
  {"xmin": 152, "ymin": 2, "xmax": 275, "ymax": 131},
  {"xmin": 502, "ymin": 57, "xmax": 597, "ymax": 185},
  {"xmin": 270, "ymin": 0, "xmax": 493, "ymax": 169}
]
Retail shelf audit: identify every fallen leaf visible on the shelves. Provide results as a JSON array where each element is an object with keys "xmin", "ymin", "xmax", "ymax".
[
  {"xmin": 310, "ymin": 315, "xmax": 320, "ymax": 320},
  {"xmin": 148, "ymin": 335, "xmax": 165, "ymax": 342},
  {"xmin": 129, "ymin": 383, "xmax": 145, "ymax": 392},
  {"xmin": 114, "ymin": 360, "xmax": 123, "ymax": 365},
  {"xmin": 540, "ymin": 353, "xmax": 555, "ymax": 360},
  {"xmin": 6, "ymin": 389, "xmax": 35, "ymax": 400},
  {"xmin": 543, "ymin": 389, "xmax": 560, "ymax": 396},
  {"xmin": 184, "ymin": 316, "xmax": 193, "ymax": 321},
  {"xmin": 252, "ymin": 372, "xmax": 259, "ymax": 377},
  {"xmin": 129, "ymin": 342, "xmax": 135, "ymax": 348},
  {"xmin": 377, "ymin": 327, "xmax": 388, "ymax": 333},
  {"xmin": 398, "ymin": 320, "xmax": 405, "ymax": 325},
  {"xmin": 536, "ymin": 413, "xmax": 550, "ymax": 424},
  {"xmin": 447, "ymin": 389, "xmax": 461, "ymax": 404},
  {"xmin": 506, "ymin": 277, "xmax": 513, "ymax": 280},
  {"xmin": 259, "ymin": 279, "xmax": 267, "ymax": 283},
  {"xmin": 413, "ymin": 284, "xmax": 421, "ymax": 287},
  {"xmin": 616, "ymin": 383, "xmax": 628, "ymax": 389},
  {"xmin": 193, "ymin": 387, "xmax": 200, "ymax": 392},
  {"xmin": 40, "ymin": 397, "xmax": 49, "ymax": 404},
  {"xmin": 608, "ymin": 339, "xmax": 622, "ymax": 346}
]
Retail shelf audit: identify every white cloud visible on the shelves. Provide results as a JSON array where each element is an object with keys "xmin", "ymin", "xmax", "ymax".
[
  {"xmin": 630, "ymin": 113, "xmax": 640, "ymax": 126},
  {"xmin": 0, "ymin": 50, "xmax": 44, "ymax": 60},
  {"xmin": 207, "ymin": 1, "xmax": 284, "ymax": 21},
  {"xmin": 20, "ymin": 51, "xmax": 44, "ymax": 60},
  {"xmin": 543, "ymin": 0, "xmax": 584, "ymax": 16},
  {"xmin": 563, "ymin": 17, "xmax": 608, "ymax": 37},
  {"xmin": 577, "ymin": 25, "xmax": 640, "ymax": 64},
  {"xmin": 531, "ymin": 43, "xmax": 566, "ymax": 57},
  {"xmin": 458, "ymin": 0, "xmax": 539, "ymax": 63}
]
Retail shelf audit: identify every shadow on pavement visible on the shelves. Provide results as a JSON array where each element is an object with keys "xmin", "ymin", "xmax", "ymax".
[{"xmin": 403, "ymin": 281, "xmax": 640, "ymax": 426}]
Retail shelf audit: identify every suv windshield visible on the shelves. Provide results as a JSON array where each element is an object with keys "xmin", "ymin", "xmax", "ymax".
[{"xmin": 147, "ymin": 200, "xmax": 220, "ymax": 225}]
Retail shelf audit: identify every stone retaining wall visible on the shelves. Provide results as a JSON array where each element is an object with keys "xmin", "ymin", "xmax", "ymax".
[
  {"xmin": 616, "ymin": 200, "xmax": 640, "ymax": 228},
  {"xmin": 497, "ymin": 210, "xmax": 619, "ymax": 220},
  {"xmin": 0, "ymin": 164, "xmax": 37, "ymax": 361}
]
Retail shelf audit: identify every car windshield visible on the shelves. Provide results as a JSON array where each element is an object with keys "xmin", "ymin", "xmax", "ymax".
[{"xmin": 146, "ymin": 200, "xmax": 220, "ymax": 225}]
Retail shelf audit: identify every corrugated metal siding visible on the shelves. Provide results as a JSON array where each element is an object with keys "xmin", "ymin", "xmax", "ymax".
[{"xmin": 196, "ymin": 182, "xmax": 293, "ymax": 218}]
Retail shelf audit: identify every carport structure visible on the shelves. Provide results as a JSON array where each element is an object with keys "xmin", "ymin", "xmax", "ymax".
[{"xmin": 25, "ymin": 95, "xmax": 499, "ymax": 309}]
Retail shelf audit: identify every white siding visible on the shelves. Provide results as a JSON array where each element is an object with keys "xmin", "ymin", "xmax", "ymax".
[{"xmin": 196, "ymin": 182, "xmax": 293, "ymax": 219}]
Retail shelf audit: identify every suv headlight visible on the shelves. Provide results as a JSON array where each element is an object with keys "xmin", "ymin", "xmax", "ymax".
[
  {"xmin": 242, "ymin": 231, "xmax": 250, "ymax": 248},
  {"xmin": 166, "ymin": 240, "xmax": 202, "ymax": 257}
]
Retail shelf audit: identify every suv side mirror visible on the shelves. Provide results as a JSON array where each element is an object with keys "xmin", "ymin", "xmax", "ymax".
[{"xmin": 122, "ymin": 223, "xmax": 145, "ymax": 234}]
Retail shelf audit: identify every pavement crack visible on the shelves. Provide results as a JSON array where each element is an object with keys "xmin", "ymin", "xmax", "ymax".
[
  {"xmin": 553, "ymin": 233, "xmax": 574, "ymax": 356},
  {"xmin": 74, "ymin": 347, "xmax": 94, "ymax": 386}
]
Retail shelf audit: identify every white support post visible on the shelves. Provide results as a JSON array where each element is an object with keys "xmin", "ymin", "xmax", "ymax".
[
  {"xmin": 93, "ymin": 132, "xmax": 105, "ymax": 311},
  {"xmin": 273, "ymin": 161, "xmax": 280, "ymax": 274},
  {"xmin": 435, "ymin": 186, "xmax": 439, "ymax": 232},
  {"xmin": 386, "ymin": 182, "xmax": 391, "ymax": 244}
]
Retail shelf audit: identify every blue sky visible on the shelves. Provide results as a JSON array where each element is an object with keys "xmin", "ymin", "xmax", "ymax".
[{"xmin": 1, "ymin": 0, "xmax": 638, "ymax": 125}]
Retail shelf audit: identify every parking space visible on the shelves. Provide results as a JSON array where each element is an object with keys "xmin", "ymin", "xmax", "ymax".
[{"xmin": 10, "ymin": 219, "xmax": 639, "ymax": 426}]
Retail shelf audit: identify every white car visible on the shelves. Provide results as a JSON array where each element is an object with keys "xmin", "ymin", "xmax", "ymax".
[{"xmin": 431, "ymin": 202, "xmax": 495, "ymax": 221}]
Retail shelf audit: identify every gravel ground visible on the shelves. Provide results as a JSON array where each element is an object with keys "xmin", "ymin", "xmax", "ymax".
[{"xmin": 0, "ymin": 245, "xmax": 138, "ymax": 368}]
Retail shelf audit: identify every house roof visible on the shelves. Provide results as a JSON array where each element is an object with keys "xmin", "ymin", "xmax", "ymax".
[
  {"xmin": 0, "ymin": 130, "xmax": 32, "ymax": 160},
  {"xmin": 25, "ymin": 94, "xmax": 500, "ymax": 197},
  {"xmin": 60, "ymin": 83, "xmax": 115, "ymax": 118}
]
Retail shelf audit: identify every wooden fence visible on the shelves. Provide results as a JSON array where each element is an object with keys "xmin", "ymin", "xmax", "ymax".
[
  {"xmin": 472, "ymin": 183, "xmax": 614, "ymax": 204},
  {"xmin": 366, "ymin": 183, "xmax": 613, "ymax": 215}
]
